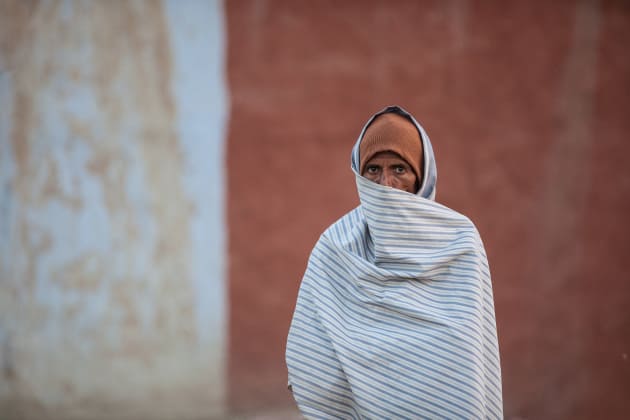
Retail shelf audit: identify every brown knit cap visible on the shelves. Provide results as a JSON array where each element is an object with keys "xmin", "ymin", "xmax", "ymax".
[{"xmin": 359, "ymin": 113, "xmax": 423, "ymax": 179}]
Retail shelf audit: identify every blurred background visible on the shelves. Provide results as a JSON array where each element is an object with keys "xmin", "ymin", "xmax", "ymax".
[{"xmin": 1, "ymin": 0, "xmax": 629, "ymax": 419}]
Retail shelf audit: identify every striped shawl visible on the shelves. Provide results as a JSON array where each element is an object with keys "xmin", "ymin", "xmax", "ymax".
[{"xmin": 286, "ymin": 106, "xmax": 503, "ymax": 419}]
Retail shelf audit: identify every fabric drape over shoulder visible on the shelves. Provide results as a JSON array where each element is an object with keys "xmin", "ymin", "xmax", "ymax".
[{"xmin": 286, "ymin": 106, "xmax": 503, "ymax": 419}]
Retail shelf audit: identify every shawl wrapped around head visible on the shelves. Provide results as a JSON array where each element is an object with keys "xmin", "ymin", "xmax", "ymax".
[{"xmin": 286, "ymin": 106, "xmax": 503, "ymax": 419}]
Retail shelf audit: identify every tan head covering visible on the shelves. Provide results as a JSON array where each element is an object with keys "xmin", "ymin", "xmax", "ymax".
[{"xmin": 359, "ymin": 113, "xmax": 423, "ymax": 179}]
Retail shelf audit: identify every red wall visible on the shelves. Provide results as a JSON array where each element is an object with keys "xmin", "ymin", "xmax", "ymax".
[{"xmin": 227, "ymin": 1, "xmax": 630, "ymax": 418}]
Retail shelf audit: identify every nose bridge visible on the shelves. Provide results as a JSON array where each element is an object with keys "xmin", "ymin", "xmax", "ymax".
[{"xmin": 380, "ymin": 169, "xmax": 396, "ymax": 187}]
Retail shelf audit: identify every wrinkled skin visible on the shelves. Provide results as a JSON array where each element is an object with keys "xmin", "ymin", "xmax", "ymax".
[{"xmin": 361, "ymin": 151, "xmax": 419, "ymax": 193}]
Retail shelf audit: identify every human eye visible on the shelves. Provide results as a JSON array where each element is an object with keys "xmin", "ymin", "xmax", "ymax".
[
  {"xmin": 394, "ymin": 165, "xmax": 407, "ymax": 174},
  {"xmin": 366, "ymin": 165, "xmax": 380, "ymax": 174}
]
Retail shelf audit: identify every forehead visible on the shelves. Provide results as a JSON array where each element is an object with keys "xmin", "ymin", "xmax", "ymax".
[{"xmin": 365, "ymin": 151, "xmax": 409, "ymax": 164}]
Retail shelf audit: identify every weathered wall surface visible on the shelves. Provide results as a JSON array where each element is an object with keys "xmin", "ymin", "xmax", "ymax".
[
  {"xmin": 226, "ymin": 0, "xmax": 630, "ymax": 418},
  {"xmin": 0, "ymin": 1, "xmax": 228, "ymax": 419}
]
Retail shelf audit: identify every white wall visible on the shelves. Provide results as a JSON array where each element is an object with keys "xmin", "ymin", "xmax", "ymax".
[{"xmin": 0, "ymin": 1, "xmax": 228, "ymax": 418}]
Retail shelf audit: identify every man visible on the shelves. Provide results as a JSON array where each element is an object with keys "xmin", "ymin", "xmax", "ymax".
[{"xmin": 286, "ymin": 105, "xmax": 503, "ymax": 419}]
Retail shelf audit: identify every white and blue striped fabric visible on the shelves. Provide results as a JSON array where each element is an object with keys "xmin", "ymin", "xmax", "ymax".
[{"xmin": 286, "ymin": 106, "xmax": 503, "ymax": 419}]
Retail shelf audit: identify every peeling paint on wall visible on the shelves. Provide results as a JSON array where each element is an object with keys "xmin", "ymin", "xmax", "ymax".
[{"xmin": 0, "ymin": 1, "xmax": 228, "ymax": 418}]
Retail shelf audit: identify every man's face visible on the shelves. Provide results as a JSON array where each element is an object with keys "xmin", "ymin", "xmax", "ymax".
[{"xmin": 361, "ymin": 151, "xmax": 419, "ymax": 193}]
